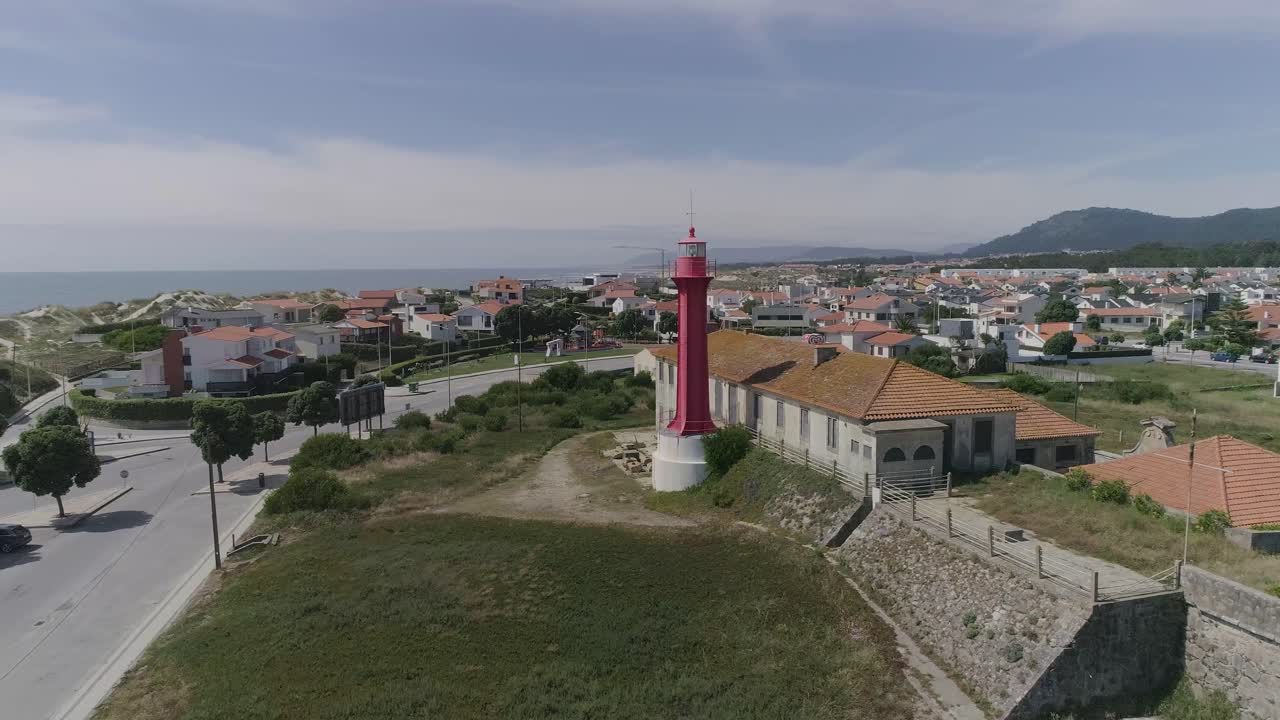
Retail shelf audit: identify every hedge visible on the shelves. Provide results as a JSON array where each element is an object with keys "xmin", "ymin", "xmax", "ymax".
[
  {"xmin": 340, "ymin": 343, "xmax": 422, "ymax": 363},
  {"xmin": 70, "ymin": 388, "xmax": 299, "ymax": 423},
  {"xmin": 76, "ymin": 318, "xmax": 162, "ymax": 335}
]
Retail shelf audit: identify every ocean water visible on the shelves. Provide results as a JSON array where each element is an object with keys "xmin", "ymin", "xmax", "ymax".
[{"xmin": 0, "ymin": 268, "xmax": 593, "ymax": 314}]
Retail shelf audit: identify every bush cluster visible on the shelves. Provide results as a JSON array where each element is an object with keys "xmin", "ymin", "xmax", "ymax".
[
  {"xmin": 1105, "ymin": 379, "xmax": 1174, "ymax": 405},
  {"xmin": 1089, "ymin": 479, "xmax": 1131, "ymax": 504},
  {"xmin": 625, "ymin": 370, "xmax": 654, "ymax": 389},
  {"xmin": 291, "ymin": 433, "xmax": 372, "ymax": 472},
  {"xmin": 1193, "ymin": 509, "xmax": 1232, "ymax": 535},
  {"xmin": 704, "ymin": 425, "xmax": 754, "ymax": 479},
  {"xmin": 1000, "ymin": 374, "xmax": 1053, "ymax": 395},
  {"xmin": 549, "ymin": 408, "xmax": 583, "ymax": 428},
  {"xmin": 264, "ymin": 467, "xmax": 369, "ymax": 515},
  {"xmin": 483, "ymin": 410, "xmax": 508, "ymax": 432},
  {"xmin": 395, "ymin": 410, "xmax": 432, "ymax": 430},
  {"xmin": 1064, "ymin": 468, "xmax": 1092, "ymax": 492},
  {"xmin": 1133, "ymin": 493, "xmax": 1166, "ymax": 518},
  {"xmin": 70, "ymin": 389, "xmax": 298, "ymax": 423}
]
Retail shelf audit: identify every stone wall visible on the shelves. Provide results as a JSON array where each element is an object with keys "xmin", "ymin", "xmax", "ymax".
[
  {"xmin": 1008, "ymin": 593, "xmax": 1186, "ymax": 719},
  {"xmin": 1225, "ymin": 527, "xmax": 1280, "ymax": 554},
  {"xmin": 1182, "ymin": 564, "xmax": 1280, "ymax": 720},
  {"xmin": 836, "ymin": 510, "xmax": 1091, "ymax": 716}
]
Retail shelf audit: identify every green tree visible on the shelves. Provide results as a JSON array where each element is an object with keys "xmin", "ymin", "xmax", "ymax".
[
  {"xmin": 613, "ymin": 309, "xmax": 645, "ymax": 339},
  {"xmin": 1035, "ymin": 299, "xmax": 1080, "ymax": 323},
  {"xmin": 494, "ymin": 304, "xmax": 538, "ymax": 345},
  {"xmin": 191, "ymin": 401, "xmax": 256, "ymax": 484},
  {"xmin": 2, "ymin": 425, "xmax": 101, "ymax": 517},
  {"xmin": 969, "ymin": 341, "xmax": 1008, "ymax": 375},
  {"xmin": 1220, "ymin": 342, "xmax": 1248, "ymax": 360},
  {"xmin": 1084, "ymin": 314, "xmax": 1102, "ymax": 332},
  {"xmin": 37, "ymin": 405, "xmax": 80, "ymax": 429},
  {"xmin": 739, "ymin": 298, "xmax": 758, "ymax": 316},
  {"xmin": 1108, "ymin": 332, "xmax": 1126, "ymax": 344},
  {"xmin": 1209, "ymin": 297, "xmax": 1257, "ymax": 347},
  {"xmin": 658, "ymin": 311, "xmax": 678, "ymax": 336},
  {"xmin": 893, "ymin": 314, "xmax": 919, "ymax": 334},
  {"xmin": 1183, "ymin": 337, "xmax": 1207, "ymax": 358},
  {"xmin": 1143, "ymin": 326, "xmax": 1165, "ymax": 347},
  {"xmin": 1043, "ymin": 331, "xmax": 1077, "ymax": 356},
  {"xmin": 286, "ymin": 381, "xmax": 339, "ymax": 436},
  {"xmin": 535, "ymin": 305, "xmax": 577, "ymax": 337},
  {"xmin": 253, "ymin": 412, "xmax": 285, "ymax": 463},
  {"xmin": 903, "ymin": 343, "xmax": 957, "ymax": 377},
  {"xmin": 1162, "ymin": 318, "xmax": 1186, "ymax": 342},
  {"xmin": 316, "ymin": 304, "xmax": 345, "ymax": 323}
]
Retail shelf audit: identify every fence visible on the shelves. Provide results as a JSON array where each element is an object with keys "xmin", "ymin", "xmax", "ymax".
[
  {"xmin": 1009, "ymin": 362, "xmax": 1112, "ymax": 384},
  {"xmin": 751, "ymin": 430, "xmax": 867, "ymax": 498},
  {"xmin": 877, "ymin": 479, "xmax": 1179, "ymax": 603}
]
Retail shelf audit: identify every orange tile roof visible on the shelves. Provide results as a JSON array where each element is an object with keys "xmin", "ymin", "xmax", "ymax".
[
  {"xmin": 336, "ymin": 298, "xmax": 392, "ymax": 311},
  {"xmin": 1079, "ymin": 307, "xmax": 1157, "ymax": 317},
  {"xmin": 230, "ymin": 354, "xmax": 264, "ymax": 368},
  {"xmin": 465, "ymin": 300, "xmax": 516, "ymax": 315},
  {"xmin": 651, "ymin": 331, "xmax": 1019, "ymax": 422},
  {"xmin": 415, "ymin": 313, "xmax": 453, "ymax": 322},
  {"xmin": 865, "ymin": 332, "xmax": 920, "ymax": 346},
  {"xmin": 338, "ymin": 318, "xmax": 388, "ymax": 330},
  {"xmin": 844, "ymin": 293, "xmax": 900, "ymax": 311},
  {"xmin": 1021, "ymin": 323, "xmax": 1097, "ymax": 347},
  {"xmin": 357, "ymin": 289, "xmax": 399, "ymax": 299},
  {"xmin": 1079, "ymin": 436, "xmax": 1280, "ymax": 527},
  {"xmin": 263, "ymin": 348, "xmax": 295, "ymax": 359},
  {"xmin": 192, "ymin": 326, "xmax": 293, "ymax": 342},
  {"xmin": 986, "ymin": 389, "xmax": 1101, "ymax": 441},
  {"xmin": 1246, "ymin": 305, "xmax": 1280, "ymax": 323}
]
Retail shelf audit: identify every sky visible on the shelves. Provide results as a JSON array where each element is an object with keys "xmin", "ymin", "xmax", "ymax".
[{"xmin": 4, "ymin": 0, "xmax": 1280, "ymax": 270}]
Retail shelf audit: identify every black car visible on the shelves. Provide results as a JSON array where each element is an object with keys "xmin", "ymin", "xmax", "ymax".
[{"xmin": 0, "ymin": 524, "xmax": 32, "ymax": 553}]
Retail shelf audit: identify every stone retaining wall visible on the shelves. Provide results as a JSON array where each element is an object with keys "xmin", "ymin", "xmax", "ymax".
[
  {"xmin": 1182, "ymin": 564, "xmax": 1280, "ymax": 720},
  {"xmin": 836, "ymin": 510, "xmax": 1091, "ymax": 716},
  {"xmin": 1225, "ymin": 527, "xmax": 1280, "ymax": 554}
]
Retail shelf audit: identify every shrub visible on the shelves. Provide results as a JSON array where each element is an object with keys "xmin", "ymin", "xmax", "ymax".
[
  {"xmin": 964, "ymin": 626, "xmax": 981, "ymax": 640},
  {"xmin": 1001, "ymin": 374, "xmax": 1053, "ymax": 395},
  {"xmin": 575, "ymin": 392, "xmax": 632, "ymax": 420},
  {"xmin": 1193, "ymin": 509, "xmax": 1232, "ymax": 535},
  {"xmin": 1089, "ymin": 479, "xmax": 1130, "ymax": 504},
  {"xmin": 70, "ymin": 389, "xmax": 297, "ymax": 423},
  {"xmin": 1269, "ymin": 585, "xmax": 1280, "ymax": 599},
  {"xmin": 549, "ymin": 408, "xmax": 582, "ymax": 429},
  {"xmin": 291, "ymin": 433, "xmax": 372, "ymax": 472},
  {"xmin": 962, "ymin": 611, "xmax": 978, "ymax": 627},
  {"xmin": 704, "ymin": 425, "xmax": 754, "ymax": 478},
  {"xmin": 580, "ymin": 371, "xmax": 621, "ymax": 394},
  {"xmin": 352, "ymin": 374, "xmax": 379, "ymax": 388},
  {"xmin": 483, "ymin": 410, "xmax": 508, "ymax": 432},
  {"xmin": 1042, "ymin": 383, "xmax": 1077, "ymax": 403},
  {"xmin": 1108, "ymin": 333, "xmax": 1126, "ymax": 344},
  {"xmin": 456, "ymin": 413, "xmax": 482, "ymax": 433},
  {"xmin": 1133, "ymin": 493, "xmax": 1166, "ymax": 518},
  {"xmin": 395, "ymin": 410, "xmax": 431, "ymax": 430},
  {"xmin": 428, "ymin": 428, "xmax": 467, "ymax": 454},
  {"xmin": 1064, "ymin": 468, "xmax": 1092, "ymax": 492},
  {"xmin": 378, "ymin": 372, "xmax": 404, "ymax": 387},
  {"xmin": 453, "ymin": 394, "xmax": 489, "ymax": 415},
  {"xmin": 1106, "ymin": 379, "xmax": 1174, "ymax": 405},
  {"xmin": 1003, "ymin": 642, "xmax": 1024, "ymax": 664},
  {"xmin": 527, "ymin": 389, "xmax": 567, "ymax": 406},
  {"xmin": 625, "ymin": 370, "xmax": 654, "ymax": 389},
  {"xmin": 537, "ymin": 362, "xmax": 585, "ymax": 391},
  {"xmin": 264, "ymin": 468, "xmax": 367, "ymax": 515}
]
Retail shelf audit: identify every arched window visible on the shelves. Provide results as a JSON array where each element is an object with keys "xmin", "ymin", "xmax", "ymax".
[
  {"xmin": 913, "ymin": 446, "xmax": 936, "ymax": 461},
  {"xmin": 883, "ymin": 447, "xmax": 906, "ymax": 463}
]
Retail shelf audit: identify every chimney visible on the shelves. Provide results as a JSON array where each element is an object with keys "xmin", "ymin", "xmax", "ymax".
[{"xmin": 814, "ymin": 346, "xmax": 838, "ymax": 367}]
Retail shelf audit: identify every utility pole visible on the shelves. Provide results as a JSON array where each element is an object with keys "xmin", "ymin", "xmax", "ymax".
[
  {"xmin": 1183, "ymin": 409, "xmax": 1197, "ymax": 566},
  {"xmin": 1072, "ymin": 369, "xmax": 1081, "ymax": 422},
  {"xmin": 207, "ymin": 463, "xmax": 222, "ymax": 570},
  {"xmin": 516, "ymin": 306, "xmax": 523, "ymax": 431}
]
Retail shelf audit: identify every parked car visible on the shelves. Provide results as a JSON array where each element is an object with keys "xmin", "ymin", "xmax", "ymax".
[
  {"xmin": 1210, "ymin": 352, "xmax": 1237, "ymax": 363},
  {"xmin": 0, "ymin": 524, "xmax": 32, "ymax": 553},
  {"xmin": 1249, "ymin": 353, "xmax": 1277, "ymax": 364}
]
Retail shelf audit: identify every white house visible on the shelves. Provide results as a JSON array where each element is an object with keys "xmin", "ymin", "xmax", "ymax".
[
  {"xmin": 843, "ymin": 294, "xmax": 919, "ymax": 324},
  {"xmin": 611, "ymin": 295, "xmax": 651, "ymax": 314},
  {"xmin": 180, "ymin": 326, "xmax": 300, "ymax": 395},
  {"xmin": 473, "ymin": 276, "xmax": 524, "ymax": 304},
  {"xmin": 1077, "ymin": 306, "xmax": 1160, "ymax": 331},
  {"xmin": 453, "ymin": 300, "xmax": 509, "ymax": 333},
  {"xmin": 289, "ymin": 324, "xmax": 342, "ymax": 359},
  {"xmin": 244, "ymin": 298, "xmax": 316, "ymax": 325},
  {"xmin": 161, "ymin": 306, "xmax": 263, "ymax": 329},
  {"xmin": 865, "ymin": 332, "xmax": 931, "ymax": 359},
  {"xmin": 410, "ymin": 313, "xmax": 460, "ymax": 342}
]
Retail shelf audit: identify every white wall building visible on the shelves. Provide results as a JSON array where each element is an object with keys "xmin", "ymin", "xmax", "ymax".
[{"xmin": 180, "ymin": 326, "xmax": 300, "ymax": 395}]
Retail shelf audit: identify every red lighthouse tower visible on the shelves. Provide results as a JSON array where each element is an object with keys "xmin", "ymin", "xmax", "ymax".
[{"xmin": 653, "ymin": 222, "xmax": 716, "ymax": 491}]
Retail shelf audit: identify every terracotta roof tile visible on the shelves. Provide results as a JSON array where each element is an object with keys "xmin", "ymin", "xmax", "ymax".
[
  {"xmin": 230, "ymin": 354, "xmax": 264, "ymax": 367},
  {"xmin": 652, "ymin": 331, "xmax": 1019, "ymax": 422},
  {"xmin": 865, "ymin": 332, "xmax": 919, "ymax": 346},
  {"xmin": 844, "ymin": 293, "xmax": 900, "ymax": 311},
  {"xmin": 263, "ymin": 348, "xmax": 294, "ymax": 359},
  {"xmin": 986, "ymin": 389, "xmax": 1101, "ymax": 441},
  {"xmin": 1079, "ymin": 436, "xmax": 1280, "ymax": 527},
  {"xmin": 1079, "ymin": 307, "xmax": 1157, "ymax": 317}
]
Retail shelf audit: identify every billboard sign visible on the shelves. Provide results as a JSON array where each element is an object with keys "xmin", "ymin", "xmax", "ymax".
[{"xmin": 339, "ymin": 383, "xmax": 386, "ymax": 426}]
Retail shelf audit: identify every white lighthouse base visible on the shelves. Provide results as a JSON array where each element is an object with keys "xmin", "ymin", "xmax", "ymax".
[{"xmin": 652, "ymin": 430, "xmax": 709, "ymax": 492}]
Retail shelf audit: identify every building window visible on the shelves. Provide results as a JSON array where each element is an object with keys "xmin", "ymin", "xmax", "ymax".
[
  {"xmin": 800, "ymin": 409, "xmax": 810, "ymax": 441},
  {"xmin": 1055, "ymin": 445, "xmax": 1078, "ymax": 463},
  {"xmin": 751, "ymin": 393, "xmax": 762, "ymax": 428},
  {"xmin": 776, "ymin": 400, "xmax": 785, "ymax": 429},
  {"xmin": 883, "ymin": 448, "xmax": 906, "ymax": 463},
  {"xmin": 1016, "ymin": 447, "xmax": 1036, "ymax": 465},
  {"xmin": 657, "ymin": 363, "xmax": 664, "ymax": 383},
  {"xmin": 913, "ymin": 446, "xmax": 936, "ymax": 461},
  {"xmin": 863, "ymin": 445, "xmax": 872, "ymax": 460},
  {"xmin": 714, "ymin": 381, "xmax": 723, "ymax": 416},
  {"xmin": 728, "ymin": 388, "xmax": 738, "ymax": 423},
  {"xmin": 851, "ymin": 439, "xmax": 860, "ymax": 454},
  {"xmin": 826, "ymin": 417, "xmax": 838, "ymax": 449},
  {"xmin": 974, "ymin": 419, "xmax": 994, "ymax": 454}
]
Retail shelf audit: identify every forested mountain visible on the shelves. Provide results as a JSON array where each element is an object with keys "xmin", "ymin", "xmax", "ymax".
[
  {"xmin": 974, "ymin": 241, "xmax": 1280, "ymax": 273},
  {"xmin": 967, "ymin": 207, "xmax": 1280, "ymax": 256}
]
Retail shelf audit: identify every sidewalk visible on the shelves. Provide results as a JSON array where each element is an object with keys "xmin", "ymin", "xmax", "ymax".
[
  {"xmin": 190, "ymin": 450, "xmax": 297, "ymax": 496},
  {"xmin": 0, "ymin": 486, "xmax": 133, "ymax": 529}
]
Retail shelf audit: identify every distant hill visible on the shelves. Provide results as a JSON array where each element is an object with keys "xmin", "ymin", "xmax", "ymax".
[
  {"xmin": 626, "ymin": 244, "xmax": 921, "ymax": 267},
  {"xmin": 967, "ymin": 206, "xmax": 1280, "ymax": 257}
]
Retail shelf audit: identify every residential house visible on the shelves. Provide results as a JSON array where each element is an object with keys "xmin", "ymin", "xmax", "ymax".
[
  {"xmin": 865, "ymin": 332, "xmax": 931, "ymax": 359},
  {"xmin": 590, "ymin": 288, "xmax": 637, "ymax": 308},
  {"xmin": 587, "ymin": 279, "xmax": 638, "ymax": 299},
  {"xmin": 1246, "ymin": 304, "xmax": 1280, "ymax": 331},
  {"xmin": 1015, "ymin": 322, "xmax": 1097, "ymax": 353},
  {"xmin": 245, "ymin": 298, "xmax": 316, "ymax": 324},
  {"xmin": 977, "ymin": 293, "xmax": 1046, "ymax": 335},
  {"xmin": 134, "ymin": 329, "xmax": 187, "ymax": 397},
  {"xmin": 454, "ymin": 300, "xmax": 510, "ymax": 333},
  {"xmin": 611, "ymin": 294, "xmax": 652, "ymax": 314},
  {"xmin": 1158, "ymin": 294, "xmax": 1212, "ymax": 329},
  {"xmin": 821, "ymin": 286, "xmax": 875, "ymax": 305},
  {"xmin": 1077, "ymin": 306, "xmax": 1160, "ymax": 331},
  {"xmin": 639, "ymin": 331, "xmax": 1020, "ymax": 475},
  {"xmin": 289, "ymin": 324, "xmax": 342, "ymax": 359},
  {"xmin": 986, "ymin": 389, "xmax": 1100, "ymax": 469},
  {"xmin": 160, "ymin": 306, "xmax": 263, "ymax": 329},
  {"xmin": 332, "ymin": 317, "xmax": 391, "ymax": 343},
  {"xmin": 181, "ymin": 326, "xmax": 300, "ymax": 396},
  {"xmin": 750, "ymin": 303, "xmax": 823, "ymax": 331},
  {"xmin": 409, "ymin": 313, "xmax": 459, "ymax": 343},
  {"xmin": 1079, "ymin": 436, "xmax": 1280, "ymax": 527},
  {"xmin": 844, "ymin": 294, "xmax": 919, "ymax": 324},
  {"xmin": 334, "ymin": 296, "xmax": 396, "ymax": 315},
  {"xmin": 473, "ymin": 276, "xmax": 525, "ymax": 304}
]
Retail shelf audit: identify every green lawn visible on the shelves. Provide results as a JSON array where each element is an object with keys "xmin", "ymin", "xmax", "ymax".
[
  {"xmin": 405, "ymin": 348, "xmax": 641, "ymax": 383},
  {"xmin": 965, "ymin": 469, "xmax": 1280, "ymax": 595},
  {"xmin": 98, "ymin": 513, "xmax": 911, "ymax": 720},
  {"xmin": 1016, "ymin": 361, "xmax": 1280, "ymax": 454}
]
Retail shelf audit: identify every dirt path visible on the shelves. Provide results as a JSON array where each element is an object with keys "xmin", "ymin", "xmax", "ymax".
[{"xmin": 444, "ymin": 432, "xmax": 694, "ymax": 527}]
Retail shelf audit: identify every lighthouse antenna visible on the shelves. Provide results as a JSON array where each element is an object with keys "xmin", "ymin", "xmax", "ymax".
[{"xmin": 686, "ymin": 190, "xmax": 695, "ymax": 230}]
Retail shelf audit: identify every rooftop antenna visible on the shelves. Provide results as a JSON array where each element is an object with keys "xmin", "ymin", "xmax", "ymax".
[{"xmin": 686, "ymin": 189, "xmax": 695, "ymax": 232}]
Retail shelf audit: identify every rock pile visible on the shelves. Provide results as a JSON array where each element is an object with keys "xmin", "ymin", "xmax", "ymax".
[{"xmin": 602, "ymin": 440, "xmax": 653, "ymax": 475}]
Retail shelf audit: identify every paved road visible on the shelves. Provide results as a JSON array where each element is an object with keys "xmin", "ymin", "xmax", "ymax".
[
  {"xmin": 0, "ymin": 356, "xmax": 635, "ymax": 720},
  {"xmin": 1144, "ymin": 345, "xmax": 1280, "ymax": 378}
]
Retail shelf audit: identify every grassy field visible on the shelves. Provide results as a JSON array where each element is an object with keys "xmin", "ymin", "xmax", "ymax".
[
  {"xmin": 1021, "ymin": 361, "xmax": 1280, "ymax": 453},
  {"xmin": 96, "ymin": 515, "xmax": 912, "ymax": 720},
  {"xmin": 405, "ymin": 348, "xmax": 642, "ymax": 383},
  {"xmin": 965, "ymin": 469, "xmax": 1280, "ymax": 595},
  {"xmin": 0, "ymin": 358, "xmax": 61, "ymax": 415}
]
